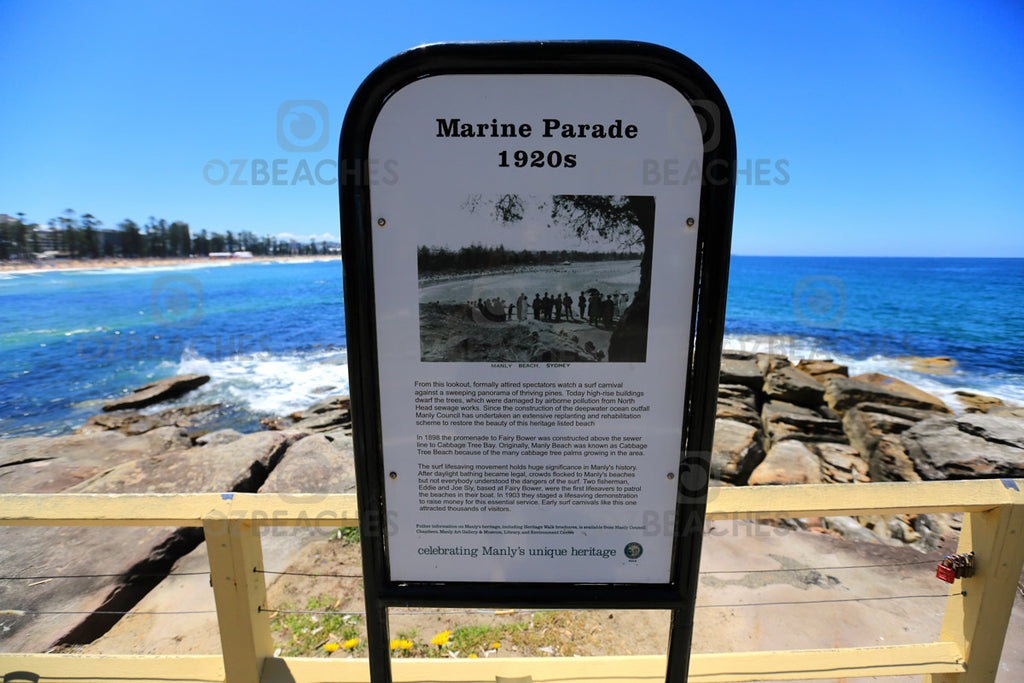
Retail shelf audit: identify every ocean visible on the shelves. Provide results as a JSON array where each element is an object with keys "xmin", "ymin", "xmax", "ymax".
[{"xmin": 0, "ymin": 257, "xmax": 1021, "ymax": 438}]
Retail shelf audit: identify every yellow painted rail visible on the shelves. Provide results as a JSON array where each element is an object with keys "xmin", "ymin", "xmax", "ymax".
[{"xmin": 1, "ymin": 479, "xmax": 1021, "ymax": 683}]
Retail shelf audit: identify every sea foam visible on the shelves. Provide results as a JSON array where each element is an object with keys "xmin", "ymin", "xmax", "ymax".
[{"xmin": 163, "ymin": 346, "xmax": 350, "ymax": 418}]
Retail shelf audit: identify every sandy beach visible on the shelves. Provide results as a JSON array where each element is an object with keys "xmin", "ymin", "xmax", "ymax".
[
  {"xmin": 0, "ymin": 254, "xmax": 340, "ymax": 274},
  {"xmin": 418, "ymin": 261, "xmax": 642, "ymax": 362}
]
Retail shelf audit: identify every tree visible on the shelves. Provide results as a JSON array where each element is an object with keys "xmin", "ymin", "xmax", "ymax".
[
  {"xmin": 473, "ymin": 194, "xmax": 655, "ymax": 361},
  {"xmin": 57, "ymin": 209, "xmax": 79, "ymax": 258},
  {"xmin": 80, "ymin": 213, "xmax": 102, "ymax": 258},
  {"xmin": 143, "ymin": 217, "xmax": 159, "ymax": 257},
  {"xmin": 169, "ymin": 221, "xmax": 190, "ymax": 257},
  {"xmin": 14, "ymin": 212, "xmax": 30, "ymax": 258},
  {"xmin": 193, "ymin": 229, "xmax": 210, "ymax": 256},
  {"xmin": 238, "ymin": 230, "xmax": 257, "ymax": 251},
  {"xmin": 119, "ymin": 219, "xmax": 142, "ymax": 257},
  {"xmin": 210, "ymin": 232, "xmax": 226, "ymax": 253}
]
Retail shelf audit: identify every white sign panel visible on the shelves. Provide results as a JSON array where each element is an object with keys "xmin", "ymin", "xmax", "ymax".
[{"xmin": 368, "ymin": 74, "xmax": 704, "ymax": 583}]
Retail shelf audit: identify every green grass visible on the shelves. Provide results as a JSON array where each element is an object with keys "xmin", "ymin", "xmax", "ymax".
[
  {"xmin": 269, "ymin": 595, "xmax": 364, "ymax": 657},
  {"xmin": 334, "ymin": 525, "xmax": 360, "ymax": 544}
]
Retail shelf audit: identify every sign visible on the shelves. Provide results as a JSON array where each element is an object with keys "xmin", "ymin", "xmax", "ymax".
[
  {"xmin": 370, "ymin": 73, "xmax": 701, "ymax": 584},
  {"xmin": 340, "ymin": 41, "xmax": 734, "ymax": 683}
]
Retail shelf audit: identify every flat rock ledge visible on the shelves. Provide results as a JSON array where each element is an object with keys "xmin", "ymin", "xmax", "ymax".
[{"xmin": 101, "ymin": 374, "xmax": 210, "ymax": 412}]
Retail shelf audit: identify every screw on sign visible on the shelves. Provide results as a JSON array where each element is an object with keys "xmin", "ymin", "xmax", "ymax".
[{"xmin": 936, "ymin": 551, "xmax": 975, "ymax": 583}]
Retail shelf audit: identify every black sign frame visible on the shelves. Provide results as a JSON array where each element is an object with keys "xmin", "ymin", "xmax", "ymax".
[{"xmin": 339, "ymin": 40, "xmax": 735, "ymax": 683}]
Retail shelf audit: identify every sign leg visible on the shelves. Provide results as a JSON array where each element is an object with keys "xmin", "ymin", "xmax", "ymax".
[{"xmin": 666, "ymin": 606, "xmax": 694, "ymax": 683}]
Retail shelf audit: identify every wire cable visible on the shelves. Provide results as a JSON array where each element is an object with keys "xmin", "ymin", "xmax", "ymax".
[{"xmin": 0, "ymin": 571, "xmax": 209, "ymax": 581}]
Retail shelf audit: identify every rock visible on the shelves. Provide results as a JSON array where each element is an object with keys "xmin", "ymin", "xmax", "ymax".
[
  {"xmin": 901, "ymin": 415, "xmax": 1024, "ymax": 480},
  {"xmin": 261, "ymin": 395, "xmax": 353, "ymax": 434},
  {"xmin": 869, "ymin": 435, "xmax": 922, "ymax": 482},
  {"xmin": 719, "ymin": 357, "xmax": 763, "ymax": 391},
  {"xmin": 290, "ymin": 396, "xmax": 352, "ymax": 434},
  {"xmin": 899, "ymin": 356, "xmax": 957, "ymax": 375},
  {"xmin": 842, "ymin": 405, "xmax": 919, "ymax": 461},
  {"xmin": 291, "ymin": 410, "xmax": 352, "ymax": 434},
  {"xmin": 260, "ymin": 433, "xmax": 357, "ymax": 494},
  {"xmin": 849, "ymin": 401, "xmax": 940, "ymax": 423},
  {"xmin": 818, "ymin": 404, "xmax": 842, "ymax": 421},
  {"xmin": 260, "ymin": 416, "xmax": 289, "ymax": 431},
  {"xmin": 761, "ymin": 401, "xmax": 846, "ymax": 447},
  {"xmin": 304, "ymin": 395, "xmax": 351, "ymax": 415},
  {"xmin": 887, "ymin": 516, "xmax": 921, "ymax": 544},
  {"xmin": 756, "ymin": 353, "xmax": 790, "ymax": 377},
  {"xmin": 953, "ymin": 390, "xmax": 1007, "ymax": 414},
  {"xmin": 0, "ymin": 428, "xmax": 191, "ymax": 494},
  {"xmin": 851, "ymin": 373, "xmax": 950, "ymax": 413},
  {"xmin": 909, "ymin": 513, "xmax": 957, "ymax": 552},
  {"xmin": 711, "ymin": 419, "xmax": 766, "ymax": 484},
  {"xmin": 0, "ymin": 431, "xmax": 305, "ymax": 652},
  {"xmin": 716, "ymin": 398, "xmax": 761, "ymax": 427},
  {"xmin": 989, "ymin": 406, "xmax": 1024, "ymax": 418},
  {"xmin": 748, "ymin": 440, "xmax": 822, "ymax": 485},
  {"xmin": 194, "ymin": 428, "xmax": 244, "ymax": 446},
  {"xmin": 77, "ymin": 404, "xmax": 224, "ymax": 436},
  {"xmin": 268, "ymin": 395, "xmax": 356, "ymax": 432},
  {"xmin": 796, "ymin": 359, "xmax": 849, "ymax": 383},
  {"xmin": 721, "ymin": 349, "xmax": 756, "ymax": 361},
  {"xmin": 824, "ymin": 375, "xmax": 951, "ymax": 415},
  {"xmin": 852, "ymin": 515, "xmax": 915, "ymax": 546},
  {"xmin": 68, "ymin": 431, "xmax": 302, "ymax": 494},
  {"xmin": 76, "ymin": 412, "xmax": 163, "ymax": 435},
  {"xmin": 763, "ymin": 366, "xmax": 825, "ymax": 407},
  {"xmin": 812, "ymin": 443, "xmax": 870, "ymax": 483},
  {"xmin": 717, "ymin": 383, "xmax": 759, "ymax": 410},
  {"xmin": 822, "ymin": 516, "xmax": 886, "ymax": 544},
  {"xmin": 101, "ymin": 374, "xmax": 210, "ymax": 412},
  {"xmin": 955, "ymin": 413, "xmax": 1024, "ymax": 449}
]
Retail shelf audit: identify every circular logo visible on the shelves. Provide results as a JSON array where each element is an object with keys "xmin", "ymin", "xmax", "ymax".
[{"xmin": 624, "ymin": 542, "xmax": 643, "ymax": 560}]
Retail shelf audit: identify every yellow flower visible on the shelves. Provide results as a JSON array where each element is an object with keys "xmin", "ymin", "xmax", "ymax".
[
  {"xmin": 468, "ymin": 653, "xmax": 477, "ymax": 658},
  {"xmin": 323, "ymin": 642, "xmax": 339, "ymax": 652},
  {"xmin": 390, "ymin": 639, "xmax": 413, "ymax": 650},
  {"xmin": 491, "ymin": 641, "xmax": 501, "ymax": 649},
  {"xmin": 342, "ymin": 638, "xmax": 359, "ymax": 649},
  {"xmin": 431, "ymin": 629, "xmax": 452, "ymax": 646}
]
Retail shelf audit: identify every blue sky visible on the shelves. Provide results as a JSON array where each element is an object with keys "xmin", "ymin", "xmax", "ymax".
[{"xmin": 1, "ymin": 1, "xmax": 1022, "ymax": 256}]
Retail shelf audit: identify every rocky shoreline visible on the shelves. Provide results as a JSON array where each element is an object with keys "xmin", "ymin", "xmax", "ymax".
[
  {"xmin": 712, "ymin": 350, "xmax": 1024, "ymax": 549},
  {"xmin": 0, "ymin": 377, "xmax": 355, "ymax": 653},
  {"xmin": 0, "ymin": 359, "xmax": 1022, "ymax": 653}
]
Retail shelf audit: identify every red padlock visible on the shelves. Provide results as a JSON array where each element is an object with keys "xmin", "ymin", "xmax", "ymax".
[{"xmin": 936, "ymin": 561, "xmax": 956, "ymax": 583}]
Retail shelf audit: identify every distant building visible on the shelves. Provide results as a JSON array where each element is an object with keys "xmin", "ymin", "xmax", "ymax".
[{"xmin": 34, "ymin": 227, "xmax": 62, "ymax": 253}]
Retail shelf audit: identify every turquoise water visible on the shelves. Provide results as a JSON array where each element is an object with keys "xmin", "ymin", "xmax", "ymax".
[
  {"xmin": 0, "ymin": 260, "xmax": 347, "ymax": 437},
  {"xmin": 0, "ymin": 256, "xmax": 1021, "ymax": 438}
]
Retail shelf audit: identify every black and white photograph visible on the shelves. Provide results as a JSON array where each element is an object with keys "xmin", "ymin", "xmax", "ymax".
[{"xmin": 418, "ymin": 194, "xmax": 655, "ymax": 363}]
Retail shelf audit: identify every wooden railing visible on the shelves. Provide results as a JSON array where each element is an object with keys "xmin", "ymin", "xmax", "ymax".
[{"xmin": 1, "ymin": 479, "xmax": 1021, "ymax": 682}]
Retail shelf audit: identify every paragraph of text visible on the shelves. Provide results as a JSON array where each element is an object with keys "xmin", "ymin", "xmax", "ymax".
[
  {"xmin": 416, "ymin": 461, "xmax": 641, "ymax": 512},
  {"xmin": 413, "ymin": 380, "xmax": 650, "ymax": 427}
]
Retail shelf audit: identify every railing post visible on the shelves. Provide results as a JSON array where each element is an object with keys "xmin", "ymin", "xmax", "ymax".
[
  {"xmin": 927, "ymin": 497, "xmax": 1024, "ymax": 683},
  {"xmin": 205, "ymin": 518, "xmax": 273, "ymax": 683}
]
